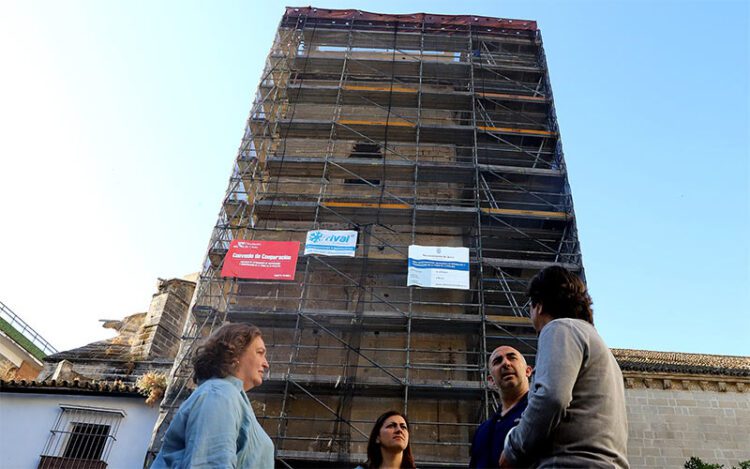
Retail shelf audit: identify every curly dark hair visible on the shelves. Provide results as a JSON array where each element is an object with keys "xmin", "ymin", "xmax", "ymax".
[
  {"xmin": 192, "ymin": 323, "xmax": 262, "ymax": 383},
  {"xmin": 364, "ymin": 410, "xmax": 416, "ymax": 469},
  {"xmin": 527, "ymin": 265, "xmax": 594, "ymax": 325}
]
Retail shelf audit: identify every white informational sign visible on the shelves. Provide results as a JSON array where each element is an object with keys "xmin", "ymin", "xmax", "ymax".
[
  {"xmin": 304, "ymin": 230, "xmax": 358, "ymax": 257},
  {"xmin": 407, "ymin": 245, "xmax": 470, "ymax": 290}
]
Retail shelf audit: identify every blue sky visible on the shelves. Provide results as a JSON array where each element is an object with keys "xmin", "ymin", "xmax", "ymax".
[{"xmin": 0, "ymin": 0, "xmax": 747, "ymax": 355}]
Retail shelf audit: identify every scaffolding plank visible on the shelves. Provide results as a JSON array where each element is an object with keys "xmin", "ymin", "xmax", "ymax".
[
  {"xmin": 264, "ymin": 156, "xmax": 477, "ymax": 183},
  {"xmin": 478, "ymin": 125, "xmax": 556, "ymax": 137},
  {"xmin": 224, "ymin": 199, "xmax": 570, "ymax": 226},
  {"xmin": 260, "ymin": 158, "xmax": 561, "ymax": 183},
  {"xmin": 480, "ymin": 207, "xmax": 569, "ymax": 221},
  {"xmin": 270, "ymin": 82, "xmax": 549, "ymax": 111},
  {"xmin": 284, "ymin": 53, "xmax": 543, "ymax": 80},
  {"xmin": 270, "ymin": 118, "xmax": 557, "ymax": 146},
  {"xmin": 482, "ymin": 257, "xmax": 580, "ymax": 272},
  {"xmin": 226, "ymin": 307, "xmax": 537, "ymax": 334}
]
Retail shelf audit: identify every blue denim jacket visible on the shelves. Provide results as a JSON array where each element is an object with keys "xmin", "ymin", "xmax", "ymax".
[{"xmin": 152, "ymin": 376, "xmax": 274, "ymax": 468}]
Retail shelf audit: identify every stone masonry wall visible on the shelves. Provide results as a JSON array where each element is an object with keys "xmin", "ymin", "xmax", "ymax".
[
  {"xmin": 625, "ymin": 386, "xmax": 750, "ymax": 468},
  {"xmin": 132, "ymin": 278, "xmax": 196, "ymax": 360},
  {"xmin": 0, "ymin": 355, "xmax": 41, "ymax": 381}
]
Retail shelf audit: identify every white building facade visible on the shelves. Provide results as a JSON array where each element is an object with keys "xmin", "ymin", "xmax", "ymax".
[{"xmin": 0, "ymin": 384, "xmax": 158, "ymax": 469}]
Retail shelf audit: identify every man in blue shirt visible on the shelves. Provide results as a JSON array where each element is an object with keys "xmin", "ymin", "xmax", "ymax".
[{"xmin": 469, "ymin": 345, "xmax": 532, "ymax": 469}]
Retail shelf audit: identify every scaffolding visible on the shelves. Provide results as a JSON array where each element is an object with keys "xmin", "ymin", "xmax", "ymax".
[{"xmin": 149, "ymin": 7, "xmax": 583, "ymax": 467}]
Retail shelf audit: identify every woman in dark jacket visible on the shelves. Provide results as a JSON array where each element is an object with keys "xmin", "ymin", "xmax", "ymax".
[{"xmin": 358, "ymin": 410, "xmax": 416, "ymax": 469}]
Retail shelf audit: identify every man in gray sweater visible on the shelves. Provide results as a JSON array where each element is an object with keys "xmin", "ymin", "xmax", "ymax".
[{"xmin": 500, "ymin": 265, "xmax": 629, "ymax": 468}]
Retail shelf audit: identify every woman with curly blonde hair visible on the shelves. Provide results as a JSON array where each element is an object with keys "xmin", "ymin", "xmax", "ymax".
[{"xmin": 152, "ymin": 323, "xmax": 273, "ymax": 468}]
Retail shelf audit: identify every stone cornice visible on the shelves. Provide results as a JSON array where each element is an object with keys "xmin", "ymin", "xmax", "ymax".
[{"xmin": 621, "ymin": 370, "xmax": 749, "ymax": 393}]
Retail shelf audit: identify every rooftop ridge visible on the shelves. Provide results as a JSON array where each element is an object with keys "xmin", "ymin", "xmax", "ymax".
[{"xmin": 612, "ymin": 348, "xmax": 750, "ymax": 377}]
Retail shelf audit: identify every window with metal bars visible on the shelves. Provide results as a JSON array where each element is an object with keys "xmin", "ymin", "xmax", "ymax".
[
  {"xmin": 62, "ymin": 423, "xmax": 109, "ymax": 460},
  {"xmin": 38, "ymin": 405, "xmax": 124, "ymax": 469}
]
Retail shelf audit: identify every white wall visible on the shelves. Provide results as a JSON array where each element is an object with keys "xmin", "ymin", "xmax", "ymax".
[{"xmin": 0, "ymin": 392, "xmax": 159, "ymax": 469}]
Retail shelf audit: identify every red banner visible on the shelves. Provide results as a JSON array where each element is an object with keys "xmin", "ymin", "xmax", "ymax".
[{"xmin": 220, "ymin": 240, "xmax": 300, "ymax": 280}]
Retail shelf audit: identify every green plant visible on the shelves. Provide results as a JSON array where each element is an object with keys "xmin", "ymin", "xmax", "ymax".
[
  {"xmin": 136, "ymin": 371, "xmax": 168, "ymax": 406},
  {"xmin": 685, "ymin": 457, "xmax": 750, "ymax": 469},
  {"xmin": 684, "ymin": 457, "xmax": 723, "ymax": 469}
]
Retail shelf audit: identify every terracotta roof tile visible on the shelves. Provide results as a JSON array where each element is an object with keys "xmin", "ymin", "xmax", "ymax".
[
  {"xmin": 612, "ymin": 348, "xmax": 750, "ymax": 377},
  {"xmin": 0, "ymin": 378, "xmax": 141, "ymax": 396}
]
